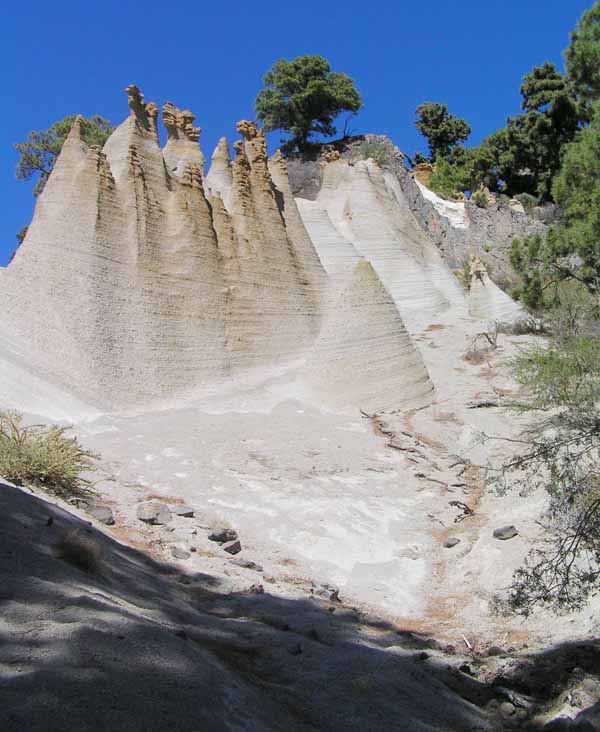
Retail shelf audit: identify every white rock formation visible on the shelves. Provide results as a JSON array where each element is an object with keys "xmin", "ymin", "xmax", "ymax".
[
  {"xmin": 304, "ymin": 260, "xmax": 434, "ymax": 412},
  {"xmin": 468, "ymin": 256, "xmax": 525, "ymax": 324},
  {"xmin": 0, "ymin": 85, "xmax": 523, "ymax": 417},
  {"xmin": 295, "ymin": 199, "xmax": 363, "ymax": 285},
  {"xmin": 296, "ymin": 158, "xmax": 467, "ymax": 329},
  {"xmin": 0, "ymin": 89, "xmax": 325, "ymax": 408},
  {"xmin": 415, "ymin": 178, "xmax": 468, "ymax": 229},
  {"xmin": 205, "ymin": 136, "xmax": 233, "ymax": 209},
  {"xmin": 161, "ymin": 99, "xmax": 205, "ymax": 176}
]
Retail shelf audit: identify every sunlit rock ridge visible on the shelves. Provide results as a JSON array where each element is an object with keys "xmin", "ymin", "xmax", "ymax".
[{"xmin": 0, "ymin": 84, "xmax": 524, "ymax": 413}]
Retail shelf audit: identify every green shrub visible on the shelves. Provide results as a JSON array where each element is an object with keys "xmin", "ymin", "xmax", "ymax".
[
  {"xmin": 514, "ymin": 192, "xmax": 539, "ymax": 213},
  {"xmin": 460, "ymin": 258, "xmax": 472, "ymax": 289},
  {"xmin": 471, "ymin": 189, "xmax": 490, "ymax": 208},
  {"xmin": 428, "ymin": 157, "xmax": 469, "ymax": 199},
  {"xmin": 356, "ymin": 140, "xmax": 392, "ymax": 167},
  {"xmin": 0, "ymin": 411, "xmax": 97, "ymax": 498}
]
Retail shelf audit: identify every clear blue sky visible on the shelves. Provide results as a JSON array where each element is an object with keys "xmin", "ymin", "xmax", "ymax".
[{"xmin": 0, "ymin": 0, "xmax": 592, "ymax": 264}]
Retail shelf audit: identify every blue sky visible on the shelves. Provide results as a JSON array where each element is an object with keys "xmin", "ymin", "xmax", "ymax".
[{"xmin": 1, "ymin": 0, "xmax": 592, "ymax": 264}]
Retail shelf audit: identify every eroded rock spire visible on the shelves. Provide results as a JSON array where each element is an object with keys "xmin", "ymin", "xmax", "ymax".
[
  {"xmin": 162, "ymin": 102, "xmax": 201, "ymax": 142},
  {"xmin": 124, "ymin": 84, "xmax": 159, "ymax": 141},
  {"xmin": 161, "ymin": 100, "xmax": 205, "ymax": 176}
]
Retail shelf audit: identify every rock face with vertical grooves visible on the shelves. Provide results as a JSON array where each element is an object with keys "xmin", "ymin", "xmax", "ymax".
[
  {"xmin": 295, "ymin": 157, "xmax": 468, "ymax": 330},
  {"xmin": 0, "ymin": 87, "xmax": 324, "ymax": 407},
  {"xmin": 205, "ymin": 137, "xmax": 233, "ymax": 210},
  {"xmin": 304, "ymin": 261, "xmax": 434, "ymax": 413},
  {"xmin": 162, "ymin": 100, "xmax": 205, "ymax": 176},
  {"xmin": 0, "ymin": 84, "xmax": 526, "ymax": 417}
]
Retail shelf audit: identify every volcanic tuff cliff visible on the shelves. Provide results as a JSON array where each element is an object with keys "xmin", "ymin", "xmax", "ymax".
[
  {"xmin": 0, "ymin": 84, "xmax": 527, "ymax": 414},
  {"xmin": 3, "ymin": 87, "xmax": 599, "ymax": 732}
]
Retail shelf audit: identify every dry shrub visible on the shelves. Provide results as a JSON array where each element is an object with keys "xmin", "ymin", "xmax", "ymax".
[
  {"xmin": 55, "ymin": 529, "xmax": 102, "ymax": 574},
  {"xmin": 0, "ymin": 410, "xmax": 97, "ymax": 498},
  {"xmin": 464, "ymin": 323, "xmax": 499, "ymax": 364},
  {"xmin": 497, "ymin": 316, "xmax": 545, "ymax": 335}
]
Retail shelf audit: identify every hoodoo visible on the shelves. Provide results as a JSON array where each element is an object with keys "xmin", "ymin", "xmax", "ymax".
[
  {"xmin": 0, "ymin": 87, "xmax": 326, "ymax": 408},
  {"xmin": 468, "ymin": 255, "xmax": 525, "ymax": 324},
  {"xmin": 304, "ymin": 260, "xmax": 434, "ymax": 412},
  {"xmin": 0, "ymin": 83, "xmax": 526, "ymax": 414}
]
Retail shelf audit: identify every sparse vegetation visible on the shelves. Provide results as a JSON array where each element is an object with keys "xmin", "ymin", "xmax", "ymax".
[
  {"xmin": 14, "ymin": 114, "xmax": 113, "ymax": 197},
  {"xmin": 492, "ymin": 285, "xmax": 600, "ymax": 611},
  {"xmin": 514, "ymin": 192, "xmax": 539, "ymax": 213},
  {"xmin": 472, "ymin": 189, "xmax": 490, "ymax": 209},
  {"xmin": 356, "ymin": 140, "xmax": 392, "ymax": 167},
  {"xmin": 0, "ymin": 410, "xmax": 97, "ymax": 498},
  {"xmin": 464, "ymin": 322, "xmax": 499, "ymax": 364},
  {"xmin": 460, "ymin": 258, "xmax": 472, "ymax": 289}
]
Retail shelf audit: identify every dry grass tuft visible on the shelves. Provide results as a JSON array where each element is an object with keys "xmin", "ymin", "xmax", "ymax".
[{"xmin": 0, "ymin": 410, "xmax": 97, "ymax": 498}]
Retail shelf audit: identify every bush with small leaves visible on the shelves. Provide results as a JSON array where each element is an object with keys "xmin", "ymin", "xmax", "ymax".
[
  {"xmin": 514, "ymin": 192, "xmax": 539, "ymax": 213},
  {"xmin": 0, "ymin": 411, "xmax": 97, "ymax": 498},
  {"xmin": 472, "ymin": 189, "xmax": 490, "ymax": 208},
  {"xmin": 356, "ymin": 140, "xmax": 392, "ymax": 167}
]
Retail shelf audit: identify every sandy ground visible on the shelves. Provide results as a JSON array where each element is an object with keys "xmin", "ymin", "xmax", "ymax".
[{"xmin": 50, "ymin": 310, "xmax": 594, "ymax": 652}]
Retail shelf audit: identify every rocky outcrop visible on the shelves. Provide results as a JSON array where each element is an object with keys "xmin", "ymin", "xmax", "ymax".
[
  {"xmin": 288, "ymin": 138, "xmax": 546, "ymax": 283},
  {"xmin": 162, "ymin": 100, "xmax": 205, "ymax": 175},
  {"xmin": 1, "ymin": 87, "xmax": 325, "ymax": 407},
  {"xmin": 205, "ymin": 137, "xmax": 233, "ymax": 209},
  {"xmin": 304, "ymin": 261, "xmax": 434, "ymax": 412},
  {"xmin": 0, "ymin": 90, "xmax": 529, "ymax": 413},
  {"xmin": 294, "ymin": 156, "xmax": 468, "ymax": 330},
  {"xmin": 468, "ymin": 255, "xmax": 525, "ymax": 324},
  {"xmin": 393, "ymin": 159, "xmax": 546, "ymax": 278}
]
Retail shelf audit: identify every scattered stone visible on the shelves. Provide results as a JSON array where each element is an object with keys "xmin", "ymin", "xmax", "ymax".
[
  {"xmin": 499, "ymin": 701, "xmax": 515, "ymax": 718},
  {"xmin": 582, "ymin": 677, "xmax": 600, "ymax": 694},
  {"xmin": 493, "ymin": 525, "xmax": 518, "ymax": 540},
  {"xmin": 467, "ymin": 397, "xmax": 499, "ymax": 409},
  {"xmin": 444, "ymin": 537, "xmax": 460, "ymax": 548},
  {"xmin": 222, "ymin": 540, "xmax": 242, "ymax": 555},
  {"xmin": 313, "ymin": 583, "xmax": 341, "ymax": 602},
  {"xmin": 230, "ymin": 558, "xmax": 263, "ymax": 572},
  {"xmin": 487, "ymin": 645, "xmax": 504, "ymax": 657},
  {"xmin": 190, "ymin": 546, "xmax": 197, "ymax": 553},
  {"xmin": 458, "ymin": 663, "xmax": 474, "ymax": 676},
  {"xmin": 171, "ymin": 546, "xmax": 191, "ymax": 560},
  {"xmin": 171, "ymin": 505, "xmax": 194, "ymax": 518},
  {"xmin": 86, "ymin": 505, "xmax": 115, "ymax": 526},
  {"xmin": 494, "ymin": 686, "xmax": 533, "ymax": 710},
  {"xmin": 247, "ymin": 584, "xmax": 264, "ymax": 594},
  {"xmin": 136, "ymin": 502, "xmax": 172, "ymax": 525},
  {"xmin": 208, "ymin": 527, "xmax": 237, "ymax": 543}
]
